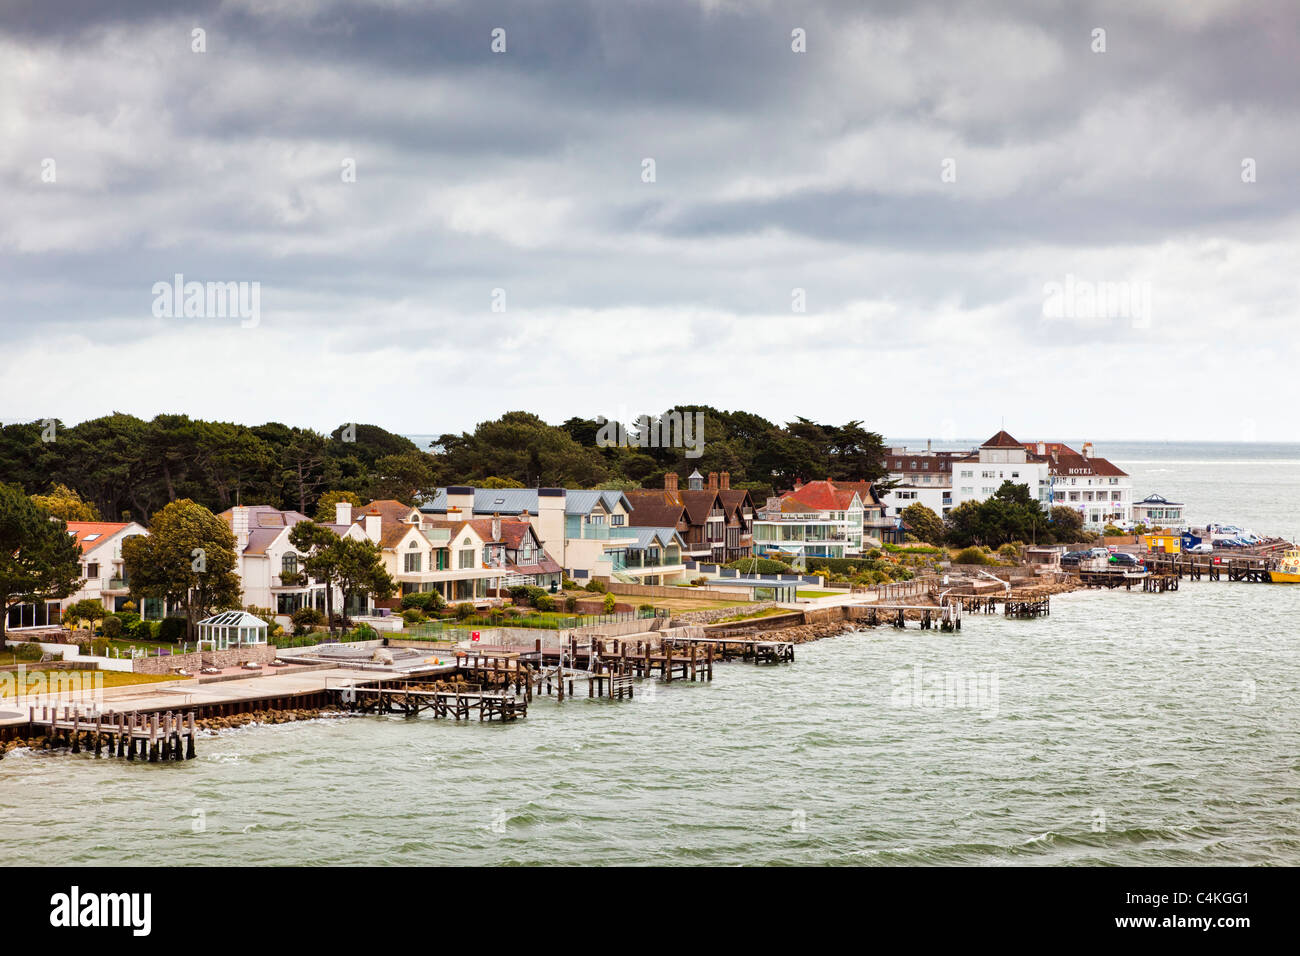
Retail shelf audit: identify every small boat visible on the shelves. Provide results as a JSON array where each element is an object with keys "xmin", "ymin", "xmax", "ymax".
[{"xmin": 1269, "ymin": 549, "xmax": 1300, "ymax": 583}]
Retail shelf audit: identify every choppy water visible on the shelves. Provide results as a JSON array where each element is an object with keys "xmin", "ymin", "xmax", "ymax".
[{"xmin": 3, "ymin": 580, "xmax": 1299, "ymax": 866}]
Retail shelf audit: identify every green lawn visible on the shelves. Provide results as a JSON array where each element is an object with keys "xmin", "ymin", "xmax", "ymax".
[
  {"xmin": 1, "ymin": 669, "xmax": 184, "ymax": 697},
  {"xmin": 797, "ymin": 589, "xmax": 841, "ymax": 598}
]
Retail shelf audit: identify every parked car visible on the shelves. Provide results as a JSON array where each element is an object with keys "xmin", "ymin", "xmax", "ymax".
[
  {"xmin": 1060, "ymin": 551, "xmax": 1086, "ymax": 568},
  {"xmin": 1187, "ymin": 543, "xmax": 1214, "ymax": 554},
  {"xmin": 1108, "ymin": 552, "xmax": 1143, "ymax": 568},
  {"xmin": 1085, "ymin": 547, "xmax": 1110, "ymax": 559}
]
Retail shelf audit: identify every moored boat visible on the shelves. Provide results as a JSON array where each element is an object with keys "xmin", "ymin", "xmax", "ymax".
[{"xmin": 1268, "ymin": 549, "xmax": 1300, "ymax": 583}]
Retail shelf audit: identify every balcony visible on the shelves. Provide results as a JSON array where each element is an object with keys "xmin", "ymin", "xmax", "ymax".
[{"xmin": 607, "ymin": 552, "xmax": 682, "ymax": 570}]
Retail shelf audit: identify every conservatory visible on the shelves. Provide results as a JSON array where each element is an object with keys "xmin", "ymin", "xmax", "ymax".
[{"xmin": 197, "ymin": 610, "xmax": 269, "ymax": 650}]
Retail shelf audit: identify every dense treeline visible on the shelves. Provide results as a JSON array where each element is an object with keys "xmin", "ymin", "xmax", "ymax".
[
  {"xmin": 435, "ymin": 407, "xmax": 889, "ymax": 500},
  {"xmin": 0, "ymin": 408, "xmax": 890, "ymax": 525},
  {"xmin": 0, "ymin": 414, "xmax": 432, "ymax": 523}
]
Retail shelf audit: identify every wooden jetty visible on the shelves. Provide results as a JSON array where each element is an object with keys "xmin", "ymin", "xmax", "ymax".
[
  {"xmin": 334, "ymin": 679, "xmax": 527, "ymax": 721},
  {"xmin": 1003, "ymin": 598, "xmax": 1050, "ymax": 619},
  {"xmin": 1141, "ymin": 552, "xmax": 1274, "ymax": 583},
  {"xmin": 27, "ymin": 705, "xmax": 197, "ymax": 761},
  {"xmin": 857, "ymin": 603, "xmax": 962, "ymax": 632},
  {"xmin": 1143, "ymin": 573, "xmax": 1179, "ymax": 593},
  {"xmin": 663, "ymin": 634, "xmax": 794, "ymax": 664},
  {"xmin": 1078, "ymin": 568, "xmax": 1149, "ymax": 589},
  {"xmin": 518, "ymin": 637, "xmax": 714, "ymax": 687}
]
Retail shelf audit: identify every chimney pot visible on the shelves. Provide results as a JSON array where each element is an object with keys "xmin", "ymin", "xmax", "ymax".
[{"xmin": 707, "ymin": 471, "xmax": 718, "ymax": 491}]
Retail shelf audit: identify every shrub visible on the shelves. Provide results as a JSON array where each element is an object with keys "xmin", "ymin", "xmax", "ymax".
[
  {"xmin": 131, "ymin": 619, "xmax": 157, "ymax": 641},
  {"xmin": 953, "ymin": 547, "xmax": 992, "ymax": 566},
  {"xmin": 561, "ymin": 577, "xmax": 579, "ymax": 590},
  {"xmin": 401, "ymin": 592, "xmax": 443, "ymax": 611},
  {"xmin": 291, "ymin": 607, "xmax": 326, "ymax": 628},
  {"xmin": 401, "ymin": 608, "xmax": 426, "ymax": 625},
  {"xmin": 998, "ymin": 543, "xmax": 1021, "ymax": 561},
  {"xmin": 158, "ymin": 617, "xmax": 188, "ymax": 643},
  {"xmin": 638, "ymin": 603, "xmax": 655, "ymax": 613},
  {"xmin": 350, "ymin": 623, "xmax": 378, "ymax": 641},
  {"xmin": 583, "ymin": 579, "xmax": 608, "ymax": 594},
  {"xmin": 121, "ymin": 600, "xmax": 137, "ymax": 613},
  {"xmin": 101, "ymin": 615, "xmax": 123, "ymax": 638},
  {"xmin": 602, "ymin": 593, "xmax": 616, "ymax": 613},
  {"xmin": 692, "ymin": 576, "xmax": 709, "ymax": 586},
  {"xmin": 533, "ymin": 594, "xmax": 555, "ymax": 612},
  {"xmin": 454, "ymin": 602, "xmax": 475, "ymax": 620},
  {"xmin": 724, "ymin": 557, "xmax": 792, "ymax": 574},
  {"xmin": 564, "ymin": 596, "xmax": 578, "ymax": 613}
]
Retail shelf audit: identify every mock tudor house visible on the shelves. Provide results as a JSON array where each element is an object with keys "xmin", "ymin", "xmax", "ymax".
[{"xmin": 625, "ymin": 470, "xmax": 754, "ymax": 565}]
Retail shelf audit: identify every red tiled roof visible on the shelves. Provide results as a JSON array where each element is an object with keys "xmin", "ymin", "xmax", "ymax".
[
  {"xmin": 65, "ymin": 522, "xmax": 133, "ymax": 555},
  {"xmin": 982, "ymin": 429, "xmax": 1022, "ymax": 448},
  {"xmin": 782, "ymin": 480, "xmax": 858, "ymax": 511}
]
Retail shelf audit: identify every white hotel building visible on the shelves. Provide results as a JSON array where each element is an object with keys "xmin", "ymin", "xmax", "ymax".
[{"xmin": 882, "ymin": 431, "xmax": 1132, "ymax": 530}]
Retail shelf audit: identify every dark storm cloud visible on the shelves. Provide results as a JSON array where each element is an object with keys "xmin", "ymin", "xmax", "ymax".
[{"xmin": 1, "ymin": 0, "xmax": 1298, "ymax": 439}]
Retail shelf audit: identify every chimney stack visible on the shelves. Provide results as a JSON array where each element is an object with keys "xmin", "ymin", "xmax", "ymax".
[
  {"xmin": 664, "ymin": 472, "xmax": 678, "ymax": 493},
  {"xmin": 1037, "ymin": 442, "xmax": 1046, "ymax": 456},
  {"xmin": 707, "ymin": 471, "xmax": 718, "ymax": 491},
  {"xmin": 335, "ymin": 501, "xmax": 352, "ymax": 526},
  {"xmin": 232, "ymin": 505, "xmax": 250, "ymax": 552},
  {"xmin": 491, "ymin": 512, "xmax": 501, "ymax": 542},
  {"xmin": 720, "ymin": 471, "xmax": 730, "ymax": 491},
  {"xmin": 1083, "ymin": 442, "xmax": 1094, "ymax": 458},
  {"xmin": 364, "ymin": 508, "xmax": 381, "ymax": 543}
]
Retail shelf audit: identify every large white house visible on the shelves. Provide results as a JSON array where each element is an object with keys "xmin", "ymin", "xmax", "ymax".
[
  {"xmin": 4, "ymin": 519, "xmax": 152, "ymax": 632},
  {"xmin": 220, "ymin": 505, "xmax": 372, "ymax": 624},
  {"xmin": 884, "ymin": 431, "xmax": 1131, "ymax": 530}
]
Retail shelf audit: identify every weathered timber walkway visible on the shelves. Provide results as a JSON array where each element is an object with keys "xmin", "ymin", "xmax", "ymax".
[
  {"xmin": 334, "ymin": 680, "xmax": 527, "ymax": 721},
  {"xmin": 855, "ymin": 603, "xmax": 962, "ymax": 631},
  {"xmin": 1078, "ymin": 568, "xmax": 1149, "ymax": 589},
  {"xmin": 662, "ymin": 634, "xmax": 794, "ymax": 664},
  {"xmin": 27, "ymin": 705, "xmax": 197, "ymax": 761},
  {"xmin": 1141, "ymin": 552, "xmax": 1274, "ymax": 582}
]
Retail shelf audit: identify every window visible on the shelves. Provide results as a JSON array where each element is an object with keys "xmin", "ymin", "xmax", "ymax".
[
  {"xmin": 86, "ymin": 562, "xmax": 99, "ymax": 578},
  {"xmin": 960, "ymin": 470, "xmax": 973, "ymax": 478},
  {"xmin": 281, "ymin": 554, "xmax": 298, "ymax": 575},
  {"xmin": 83, "ymin": 533, "xmax": 101, "ymax": 542},
  {"xmin": 612, "ymin": 514, "xmax": 625, "ymax": 526},
  {"xmin": 404, "ymin": 551, "xmax": 422, "ymax": 573},
  {"xmin": 459, "ymin": 548, "xmax": 476, "ymax": 569}
]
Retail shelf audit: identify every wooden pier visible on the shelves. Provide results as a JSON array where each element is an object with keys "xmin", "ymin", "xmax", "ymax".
[
  {"xmin": 1003, "ymin": 598, "xmax": 1050, "ymax": 619},
  {"xmin": 1141, "ymin": 552, "xmax": 1274, "ymax": 583},
  {"xmin": 27, "ymin": 705, "xmax": 197, "ymax": 761},
  {"xmin": 1143, "ymin": 573, "xmax": 1180, "ymax": 592},
  {"xmin": 1078, "ymin": 568, "xmax": 1149, "ymax": 589},
  {"xmin": 857, "ymin": 603, "xmax": 962, "ymax": 631},
  {"xmin": 334, "ymin": 679, "xmax": 527, "ymax": 721},
  {"xmin": 663, "ymin": 634, "xmax": 794, "ymax": 664}
]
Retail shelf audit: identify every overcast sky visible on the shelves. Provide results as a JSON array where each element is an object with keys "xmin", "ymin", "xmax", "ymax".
[{"xmin": 1, "ymin": 0, "xmax": 1297, "ymax": 443}]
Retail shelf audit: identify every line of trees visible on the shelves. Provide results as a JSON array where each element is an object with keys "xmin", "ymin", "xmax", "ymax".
[{"xmin": 1, "ymin": 408, "xmax": 892, "ymax": 522}]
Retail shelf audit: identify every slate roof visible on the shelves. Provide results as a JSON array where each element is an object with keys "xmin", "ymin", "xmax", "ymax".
[{"xmin": 419, "ymin": 488, "xmax": 630, "ymax": 517}]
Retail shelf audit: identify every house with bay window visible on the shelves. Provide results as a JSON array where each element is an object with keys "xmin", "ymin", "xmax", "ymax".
[{"xmin": 625, "ymin": 469, "xmax": 754, "ymax": 565}]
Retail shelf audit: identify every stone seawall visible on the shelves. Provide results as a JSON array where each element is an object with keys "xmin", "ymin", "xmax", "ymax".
[
  {"xmin": 671, "ymin": 602, "xmax": 779, "ymax": 625},
  {"xmin": 132, "ymin": 643, "xmax": 278, "ymax": 675}
]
